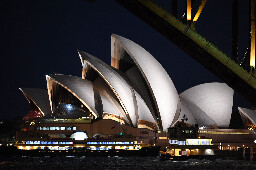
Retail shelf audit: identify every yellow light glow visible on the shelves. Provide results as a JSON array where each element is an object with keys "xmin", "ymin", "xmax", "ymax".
[
  {"xmin": 193, "ymin": 0, "xmax": 207, "ymax": 22},
  {"xmin": 175, "ymin": 149, "xmax": 181, "ymax": 156},
  {"xmin": 251, "ymin": 0, "xmax": 255, "ymax": 67},
  {"xmin": 103, "ymin": 113, "xmax": 125, "ymax": 124},
  {"xmin": 187, "ymin": 0, "xmax": 192, "ymax": 20},
  {"xmin": 159, "ymin": 137, "xmax": 167, "ymax": 140},
  {"xmin": 30, "ymin": 122, "xmax": 35, "ymax": 125}
]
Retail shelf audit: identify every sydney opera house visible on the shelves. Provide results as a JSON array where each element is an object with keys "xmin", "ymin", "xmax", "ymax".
[{"xmin": 16, "ymin": 34, "xmax": 256, "ymax": 153}]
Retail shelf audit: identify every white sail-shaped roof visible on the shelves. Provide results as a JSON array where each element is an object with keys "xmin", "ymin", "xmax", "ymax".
[
  {"xmin": 238, "ymin": 107, "xmax": 256, "ymax": 126},
  {"xmin": 19, "ymin": 88, "xmax": 51, "ymax": 116},
  {"xmin": 111, "ymin": 34, "xmax": 179, "ymax": 131},
  {"xmin": 78, "ymin": 50, "xmax": 138, "ymax": 126},
  {"xmin": 93, "ymin": 77, "xmax": 129, "ymax": 123},
  {"xmin": 180, "ymin": 83, "xmax": 234, "ymax": 127},
  {"xmin": 46, "ymin": 74, "xmax": 99, "ymax": 118}
]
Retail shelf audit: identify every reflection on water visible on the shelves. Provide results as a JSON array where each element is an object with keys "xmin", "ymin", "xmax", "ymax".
[{"xmin": 0, "ymin": 157, "xmax": 256, "ymax": 169}]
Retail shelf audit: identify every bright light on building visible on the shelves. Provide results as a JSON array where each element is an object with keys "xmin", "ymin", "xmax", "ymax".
[
  {"xmin": 204, "ymin": 149, "xmax": 214, "ymax": 155},
  {"xmin": 65, "ymin": 104, "xmax": 73, "ymax": 111},
  {"xmin": 70, "ymin": 132, "xmax": 88, "ymax": 140}
]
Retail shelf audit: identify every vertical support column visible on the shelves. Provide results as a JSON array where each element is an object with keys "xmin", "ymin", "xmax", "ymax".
[
  {"xmin": 232, "ymin": 0, "xmax": 238, "ymax": 62},
  {"xmin": 241, "ymin": 1, "xmax": 252, "ymax": 70},
  {"xmin": 172, "ymin": 0, "xmax": 178, "ymax": 17},
  {"xmin": 250, "ymin": 0, "xmax": 255, "ymax": 69}
]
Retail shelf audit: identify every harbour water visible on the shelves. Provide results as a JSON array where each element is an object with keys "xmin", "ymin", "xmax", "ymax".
[{"xmin": 1, "ymin": 156, "xmax": 256, "ymax": 169}]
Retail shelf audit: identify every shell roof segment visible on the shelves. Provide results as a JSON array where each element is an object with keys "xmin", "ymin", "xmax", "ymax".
[
  {"xmin": 19, "ymin": 88, "xmax": 51, "ymax": 116},
  {"xmin": 180, "ymin": 97, "xmax": 216, "ymax": 127},
  {"xmin": 46, "ymin": 74, "xmax": 98, "ymax": 118},
  {"xmin": 238, "ymin": 107, "xmax": 256, "ymax": 126},
  {"xmin": 174, "ymin": 98, "xmax": 198, "ymax": 126},
  {"xmin": 93, "ymin": 77, "xmax": 129, "ymax": 123},
  {"xmin": 78, "ymin": 50, "xmax": 139, "ymax": 127},
  {"xmin": 180, "ymin": 83, "xmax": 234, "ymax": 127},
  {"xmin": 111, "ymin": 34, "xmax": 179, "ymax": 131},
  {"xmin": 134, "ymin": 91, "xmax": 156, "ymax": 124}
]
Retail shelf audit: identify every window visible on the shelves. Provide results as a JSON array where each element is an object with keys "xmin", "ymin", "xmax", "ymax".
[
  {"xmin": 34, "ymin": 141, "xmax": 40, "ymax": 144},
  {"xmin": 73, "ymin": 127, "xmax": 76, "ymax": 130}
]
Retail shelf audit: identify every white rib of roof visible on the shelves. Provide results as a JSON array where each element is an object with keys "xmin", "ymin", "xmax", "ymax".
[
  {"xmin": 46, "ymin": 75, "xmax": 99, "ymax": 118},
  {"xmin": 78, "ymin": 50, "xmax": 138, "ymax": 127},
  {"xmin": 19, "ymin": 88, "xmax": 51, "ymax": 116},
  {"xmin": 180, "ymin": 83, "xmax": 234, "ymax": 127},
  {"xmin": 111, "ymin": 34, "xmax": 179, "ymax": 131},
  {"xmin": 238, "ymin": 107, "xmax": 256, "ymax": 126},
  {"xmin": 93, "ymin": 77, "xmax": 129, "ymax": 123}
]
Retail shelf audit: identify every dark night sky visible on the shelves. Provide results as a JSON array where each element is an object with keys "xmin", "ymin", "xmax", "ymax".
[{"xmin": 0, "ymin": 0, "xmax": 253, "ymax": 119}]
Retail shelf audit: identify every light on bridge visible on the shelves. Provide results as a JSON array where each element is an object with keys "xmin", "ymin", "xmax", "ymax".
[
  {"xmin": 187, "ymin": 0, "xmax": 191, "ymax": 21},
  {"xmin": 250, "ymin": 0, "xmax": 255, "ymax": 68}
]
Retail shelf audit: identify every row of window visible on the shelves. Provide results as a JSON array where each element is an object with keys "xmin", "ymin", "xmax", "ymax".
[
  {"xmin": 26, "ymin": 141, "xmax": 73, "ymax": 145},
  {"xmin": 87, "ymin": 141, "xmax": 134, "ymax": 145},
  {"xmin": 169, "ymin": 140, "xmax": 186, "ymax": 145},
  {"xmin": 169, "ymin": 139, "xmax": 211, "ymax": 145},
  {"xmin": 37, "ymin": 127, "xmax": 76, "ymax": 131}
]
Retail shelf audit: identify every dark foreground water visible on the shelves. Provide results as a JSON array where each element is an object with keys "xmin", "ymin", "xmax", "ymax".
[{"xmin": 1, "ymin": 156, "xmax": 256, "ymax": 170}]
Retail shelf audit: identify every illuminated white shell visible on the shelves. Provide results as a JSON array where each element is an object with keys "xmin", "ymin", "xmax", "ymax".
[
  {"xmin": 19, "ymin": 88, "xmax": 51, "ymax": 116},
  {"xmin": 78, "ymin": 51, "xmax": 138, "ymax": 126},
  {"xmin": 180, "ymin": 97, "xmax": 216, "ymax": 126},
  {"xmin": 93, "ymin": 77, "xmax": 129, "ymax": 123},
  {"xmin": 46, "ymin": 74, "xmax": 98, "ymax": 118},
  {"xmin": 180, "ymin": 83, "xmax": 234, "ymax": 127},
  {"xmin": 111, "ymin": 34, "xmax": 179, "ymax": 131},
  {"xmin": 238, "ymin": 107, "xmax": 256, "ymax": 126}
]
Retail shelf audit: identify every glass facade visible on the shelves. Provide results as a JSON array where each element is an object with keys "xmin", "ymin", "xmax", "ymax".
[
  {"xmin": 50, "ymin": 81, "xmax": 91, "ymax": 119},
  {"xmin": 37, "ymin": 126, "xmax": 76, "ymax": 131}
]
